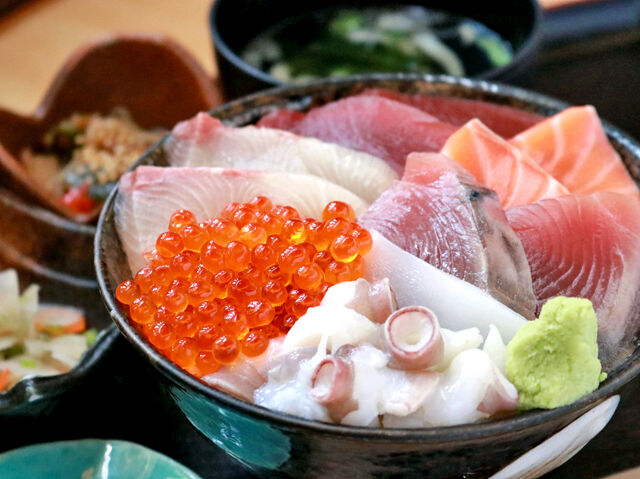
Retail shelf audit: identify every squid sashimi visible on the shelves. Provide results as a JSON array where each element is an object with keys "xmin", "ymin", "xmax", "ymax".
[
  {"xmin": 360, "ymin": 88, "xmax": 543, "ymax": 137},
  {"xmin": 115, "ymin": 166, "xmax": 368, "ymax": 273},
  {"xmin": 441, "ymin": 119, "xmax": 569, "ymax": 208},
  {"xmin": 507, "ymin": 192, "xmax": 640, "ymax": 368},
  {"xmin": 364, "ymin": 231, "xmax": 527, "ymax": 342},
  {"xmin": 258, "ymin": 95, "xmax": 458, "ymax": 174},
  {"xmin": 359, "ymin": 152, "xmax": 536, "ymax": 319},
  {"xmin": 510, "ymin": 106, "xmax": 640, "ymax": 197},
  {"xmin": 165, "ymin": 112, "xmax": 398, "ymax": 203}
]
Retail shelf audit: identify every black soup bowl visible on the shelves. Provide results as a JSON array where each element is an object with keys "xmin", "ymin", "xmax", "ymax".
[
  {"xmin": 210, "ymin": 0, "xmax": 542, "ymax": 99},
  {"xmin": 95, "ymin": 75, "xmax": 640, "ymax": 478}
]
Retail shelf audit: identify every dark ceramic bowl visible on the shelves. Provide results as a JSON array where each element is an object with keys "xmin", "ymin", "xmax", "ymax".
[
  {"xmin": 95, "ymin": 75, "xmax": 640, "ymax": 478},
  {"xmin": 210, "ymin": 0, "xmax": 542, "ymax": 99}
]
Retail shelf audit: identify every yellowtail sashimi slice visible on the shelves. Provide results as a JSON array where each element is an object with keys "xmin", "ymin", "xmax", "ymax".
[
  {"xmin": 165, "ymin": 113, "xmax": 398, "ymax": 203},
  {"xmin": 441, "ymin": 120, "xmax": 569, "ymax": 208},
  {"xmin": 360, "ymin": 152, "xmax": 536, "ymax": 320},
  {"xmin": 115, "ymin": 166, "xmax": 368, "ymax": 274},
  {"xmin": 507, "ymin": 191, "xmax": 640, "ymax": 369},
  {"xmin": 365, "ymin": 231, "xmax": 527, "ymax": 342},
  {"xmin": 510, "ymin": 106, "xmax": 640, "ymax": 197}
]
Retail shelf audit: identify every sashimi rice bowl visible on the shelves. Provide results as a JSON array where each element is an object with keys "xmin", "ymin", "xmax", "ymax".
[{"xmin": 96, "ymin": 76, "xmax": 640, "ymax": 478}]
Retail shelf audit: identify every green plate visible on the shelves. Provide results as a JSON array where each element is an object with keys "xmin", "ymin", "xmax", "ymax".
[{"xmin": 0, "ymin": 439, "xmax": 202, "ymax": 479}]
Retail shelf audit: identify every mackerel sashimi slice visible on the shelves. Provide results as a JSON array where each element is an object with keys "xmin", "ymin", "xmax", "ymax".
[
  {"xmin": 441, "ymin": 119, "xmax": 569, "ymax": 208},
  {"xmin": 115, "ymin": 166, "xmax": 368, "ymax": 274},
  {"xmin": 359, "ymin": 153, "xmax": 536, "ymax": 319},
  {"xmin": 507, "ymin": 192, "xmax": 640, "ymax": 368},
  {"xmin": 365, "ymin": 231, "xmax": 528, "ymax": 342},
  {"xmin": 258, "ymin": 96, "xmax": 458, "ymax": 174},
  {"xmin": 360, "ymin": 88, "xmax": 543, "ymax": 138},
  {"xmin": 165, "ymin": 112, "xmax": 398, "ymax": 203},
  {"xmin": 510, "ymin": 106, "xmax": 640, "ymax": 197}
]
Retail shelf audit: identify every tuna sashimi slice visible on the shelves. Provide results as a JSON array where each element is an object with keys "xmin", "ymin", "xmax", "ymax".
[
  {"xmin": 165, "ymin": 113, "xmax": 398, "ymax": 203},
  {"xmin": 441, "ymin": 119, "xmax": 569, "ymax": 208},
  {"xmin": 360, "ymin": 89, "xmax": 543, "ymax": 138},
  {"xmin": 365, "ymin": 231, "xmax": 528, "ymax": 342},
  {"xmin": 510, "ymin": 106, "xmax": 640, "ymax": 197},
  {"xmin": 359, "ymin": 153, "xmax": 536, "ymax": 319},
  {"xmin": 115, "ymin": 166, "xmax": 368, "ymax": 274},
  {"xmin": 258, "ymin": 96, "xmax": 459, "ymax": 174},
  {"xmin": 507, "ymin": 192, "xmax": 640, "ymax": 369}
]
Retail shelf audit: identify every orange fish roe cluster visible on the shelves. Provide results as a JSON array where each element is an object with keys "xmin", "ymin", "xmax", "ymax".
[{"xmin": 116, "ymin": 198, "xmax": 372, "ymax": 378}]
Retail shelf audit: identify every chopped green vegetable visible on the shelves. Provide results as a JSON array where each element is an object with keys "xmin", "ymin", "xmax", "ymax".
[
  {"xmin": 242, "ymin": 6, "xmax": 513, "ymax": 81},
  {"xmin": 19, "ymin": 358, "xmax": 37, "ymax": 369},
  {"xmin": 85, "ymin": 329, "xmax": 98, "ymax": 347},
  {"xmin": 2, "ymin": 344, "xmax": 25, "ymax": 359},
  {"xmin": 329, "ymin": 10, "xmax": 363, "ymax": 37}
]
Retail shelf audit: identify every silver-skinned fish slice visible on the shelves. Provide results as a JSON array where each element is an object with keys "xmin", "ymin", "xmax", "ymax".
[
  {"xmin": 359, "ymin": 153, "xmax": 536, "ymax": 320},
  {"xmin": 115, "ymin": 166, "xmax": 368, "ymax": 274},
  {"xmin": 164, "ymin": 112, "xmax": 398, "ymax": 203}
]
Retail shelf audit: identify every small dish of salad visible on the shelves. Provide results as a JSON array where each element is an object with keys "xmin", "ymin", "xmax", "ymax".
[{"xmin": 0, "ymin": 269, "xmax": 100, "ymax": 393}]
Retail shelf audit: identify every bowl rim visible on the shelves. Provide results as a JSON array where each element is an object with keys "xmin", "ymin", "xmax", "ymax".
[
  {"xmin": 208, "ymin": 0, "xmax": 543, "ymax": 85},
  {"xmin": 96, "ymin": 73, "xmax": 640, "ymax": 441}
]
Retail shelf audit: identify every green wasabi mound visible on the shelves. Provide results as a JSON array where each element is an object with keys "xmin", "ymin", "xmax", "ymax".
[{"xmin": 506, "ymin": 297, "xmax": 604, "ymax": 410}]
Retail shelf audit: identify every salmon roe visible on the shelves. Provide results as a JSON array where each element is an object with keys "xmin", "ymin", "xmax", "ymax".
[{"xmin": 117, "ymin": 197, "xmax": 371, "ymax": 378}]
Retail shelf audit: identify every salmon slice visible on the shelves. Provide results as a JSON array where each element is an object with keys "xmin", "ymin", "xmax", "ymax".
[
  {"xmin": 165, "ymin": 112, "xmax": 398, "ymax": 204},
  {"xmin": 258, "ymin": 96, "xmax": 458, "ymax": 174},
  {"xmin": 507, "ymin": 192, "xmax": 640, "ymax": 369},
  {"xmin": 359, "ymin": 152, "xmax": 536, "ymax": 319},
  {"xmin": 115, "ymin": 166, "xmax": 368, "ymax": 274},
  {"xmin": 441, "ymin": 120, "xmax": 569, "ymax": 208},
  {"xmin": 360, "ymin": 89, "xmax": 543, "ymax": 138},
  {"xmin": 510, "ymin": 106, "xmax": 640, "ymax": 197}
]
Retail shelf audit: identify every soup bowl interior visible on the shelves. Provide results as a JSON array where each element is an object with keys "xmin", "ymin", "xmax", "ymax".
[
  {"xmin": 95, "ymin": 74, "xmax": 640, "ymax": 478},
  {"xmin": 210, "ymin": 0, "xmax": 542, "ymax": 98}
]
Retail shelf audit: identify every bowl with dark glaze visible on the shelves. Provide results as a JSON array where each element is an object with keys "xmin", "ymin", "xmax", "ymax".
[
  {"xmin": 95, "ymin": 75, "xmax": 640, "ymax": 478},
  {"xmin": 210, "ymin": 0, "xmax": 542, "ymax": 99}
]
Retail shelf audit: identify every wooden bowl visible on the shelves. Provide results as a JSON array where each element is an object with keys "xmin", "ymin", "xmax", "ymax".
[
  {"xmin": 0, "ymin": 32, "xmax": 222, "ymax": 223},
  {"xmin": 0, "ymin": 33, "xmax": 222, "ymax": 283}
]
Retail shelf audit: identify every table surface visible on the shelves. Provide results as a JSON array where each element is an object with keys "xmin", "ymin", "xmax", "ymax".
[{"xmin": 1, "ymin": 1, "xmax": 640, "ymax": 478}]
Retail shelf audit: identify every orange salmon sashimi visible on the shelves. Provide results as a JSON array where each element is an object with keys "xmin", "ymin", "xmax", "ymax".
[
  {"xmin": 441, "ymin": 119, "xmax": 569, "ymax": 209},
  {"xmin": 510, "ymin": 106, "xmax": 640, "ymax": 197}
]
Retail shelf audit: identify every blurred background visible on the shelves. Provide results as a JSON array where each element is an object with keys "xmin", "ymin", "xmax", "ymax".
[{"xmin": 0, "ymin": 1, "xmax": 639, "ymax": 478}]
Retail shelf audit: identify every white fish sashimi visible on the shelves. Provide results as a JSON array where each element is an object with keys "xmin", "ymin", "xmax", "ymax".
[
  {"xmin": 166, "ymin": 112, "xmax": 398, "ymax": 203},
  {"xmin": 365, "ymin": 231, "xmax": 527, "ymax": 342},
  {"xmin": 115, "ymin": 166, "xmax": 368, "ymax": 274}
]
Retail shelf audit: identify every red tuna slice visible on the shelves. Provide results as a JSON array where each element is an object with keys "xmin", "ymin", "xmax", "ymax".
[
  {"xmin": 507, "ymin": 192, "xmax": 640, "ymax": 369},
  {"xmin": 359, "ymin": 152, "xmax": 537, "ymax": 320},
  {"xmin": 115, "ymin": 166, "xmax": 368, "ymax": 274},
  {"xmin": 360, "ymin": 88, "xmax": 543, "ymax": 138},
  {"xmin": 441, "ymin": 119, "xmax": 569, "ymax": 208},
  {"xmin": 510, "ymin": 106, "xmax": 640, "ymax": 198},
  {"xmin": 165, "ymin": 112, "xmax": 398, "ymax": 204},
  {"xmin": 257, "ymin": 96, "xmax": 459, "ymax": 174}
]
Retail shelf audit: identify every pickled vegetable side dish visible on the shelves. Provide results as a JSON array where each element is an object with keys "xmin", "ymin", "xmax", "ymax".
[
  {"xmin": 21, "ymin": 109, "xmax": 163, "ymax": 215},
  {"xmin": 0, "ymin": 270, "xmax": 95, "ymax": 391}
]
